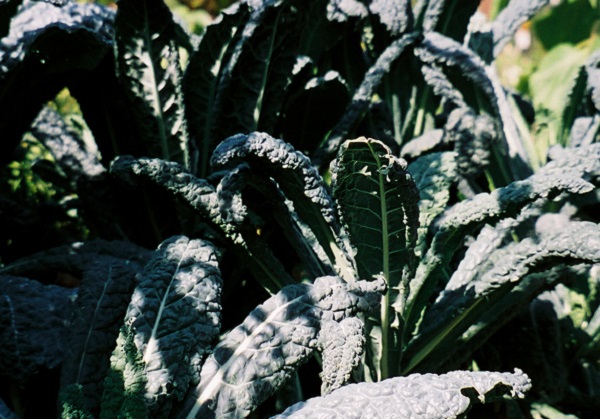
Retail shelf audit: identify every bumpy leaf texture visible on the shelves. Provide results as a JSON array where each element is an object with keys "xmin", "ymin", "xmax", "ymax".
[
  {"xmin": 405, "ymin": 221, "xmax": 600, "ymax": 373},
  {"xmin": 405, "ymin": 144, "xmax": 599, "ymax": 339},
  {"xmin": 0, "ymin": 0, "xmax": 114, "ymax": 164},
  {"xmin": 212, "ymin": 132, "xmax": 356, "ymax": 281},
  {"xmin": 0, "ymin": 275, "xmax": 75, "ymax": 382},
  {"xmin": 59, "ymin": 257, "xmax": 143, "ymax": 417},
  {"xmin": 114, "ymin": 0, "xmax": 191, "ymax": 168},
  {"xmin": 110, "ymin": 155, "xmax": 294, "ymax": 292},
  {"xmin": 368, "ymin": 0, "xmax": 413, "ymax": 37},
  {"xmin": 31, "ymin": 107, "xmax": 104, "ymax": 181},
  {"xmin": 103, "ymin": 236, "xmax": 222, "ymax": 417},
  {"xmin": 275, "ymin": 369, "xmax": 531, "ymax": 418},
  {"xmin": 315, "ymin": 32, "xmax": 419, "ymax": 166},
  {"xmin": 178, "ymin": 276, "xmax": 385, "ymax": 418},
  {"xmin": 318, "ymin": 317, "xmax": 364, "ymax": 395},
  {"xmin": 332, "ymin": 137, "xmax": 419, "ymax": 313},
  {"xmin": 407, "ymin": 151, "xmax": 457, "ymax": 256}
]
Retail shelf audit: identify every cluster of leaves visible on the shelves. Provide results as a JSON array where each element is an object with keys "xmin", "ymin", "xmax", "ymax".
[{"xmin": 0, "ymin": 0, "xmax": 599, "ymax": 417}]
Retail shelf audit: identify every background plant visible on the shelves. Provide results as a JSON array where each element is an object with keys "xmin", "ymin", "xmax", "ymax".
[{"xmin": 0, "ymin": 0, "xmax": 599, "ymax": 417}]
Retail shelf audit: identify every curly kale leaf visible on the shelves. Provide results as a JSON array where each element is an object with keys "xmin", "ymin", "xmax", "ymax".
[
  {"xmin": 0, "ymin": 275, "xmax": 76, "ymax": 383},
  {"xmin": 276, "ymin": 369, "xmax": 531, "ymax": 418},
  {"xmin": 102, "ymin": 236, "xmax": 222, "ymax": 417},
  {"xmin": 179, "ymin": 276, "xmax": 385, "ymax": 418},
  {"xmin": 59, "ymin": 257, "xmax": 142, "ymax": 417}
]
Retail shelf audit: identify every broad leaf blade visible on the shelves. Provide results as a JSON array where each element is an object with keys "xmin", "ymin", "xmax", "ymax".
[
  {"xmin": 276, "ymin": 368, "xmax": 531, "ymax": 418},
  {"xmin": 179, "ymin": 276, "xmax": 384, "ymax": 418},
  {"xmin": 59, "ymin": 257, "xmax": 142, "ymax": 417},
  {"xmin": 101, "ymin": 236, "xmax": 222, "ymax": 417},
  {"xmin": 114, "ymin": 0, "xmax": 191, "ymax": 168},
  {"xmin": 0, "ymin": 276, "xmax": 75, "ymax": 383}
]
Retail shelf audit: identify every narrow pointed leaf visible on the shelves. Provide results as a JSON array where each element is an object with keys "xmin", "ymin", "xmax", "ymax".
[
  {"xmin": 179, "ymin": 276, "xmax": 385, "ymax": 418},
  {"xmin": 405, "ymin": 222, "xmax": 600, "ymax": 373},
  {"xmin": 102, "ymin": 236, "xmax": 222, "ymax": 417},
  {"xmin": 114, "ymin": 0, "xmax": 191, "ymax": 167},
  {"xmin": 183, "ymin": 3, "xmax": 250, "ymax": 177},
  {"xmin": 406, "ymin": 144, "xmax": 600, "ymax": 337},
  {"xmin": 491, "ymin": 0, "xmax": 550, "ymax": 59},
  {"xmin": 276, "ymin": 368, "xmax": 531, "ymax": 418},
  {"xmin": 314, "ymin": 32, "xmax": 420, "ymax": 167}
]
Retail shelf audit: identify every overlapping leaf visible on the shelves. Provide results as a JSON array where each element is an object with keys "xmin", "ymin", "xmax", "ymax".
[
  {"xmin": 212, "ymin": 132, "xmax": 356, "ymax": 281},
  {"xmin": 276, "ymin": 368, "xmax": 531, "ymax": 418},
  {"xmin": 59, "ymin": 257, "xmax": 142, "ymax": 417},
  {"xmin": 114, "ymin": 0, "xmax": 190, "ymax": 168},
  {"xmin": 178, "ymin": 275, "xmax": 385, "ymax": 418},
  {"xmin": 102, "ymin": 236, "xmax": 222, "ymax": 417},
  {"xmin": 0, "ymin": 275, "xmax": 75, "ymax": 382}
]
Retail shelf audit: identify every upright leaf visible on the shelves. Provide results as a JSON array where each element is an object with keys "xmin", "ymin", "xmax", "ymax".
[
  {"xmin": 178, "ymin": 276, "xmax": 385, "ymax": 418},
  {"xmin": 101, "ymin": 236, "xmax": 222, "ymax": 417},
  {"xmin": 416, "ymin": 0, "xmax": 479, "ymax": 41},
  {"xmin": 405, "ymin": 222, "xmax": 600, "ymax": 373},
  {"xmin": 114, "ymin": 0, "xmax": 191, "ymax": 168},
  {"xmin": 332, "ymin": 137, "xmax": 419, "ymax": 379},
  {"xmin": 183, "ymin": 3, "xmax": 250, "ymax": 177},
  {"xmin": 314, "ymin": 32, "xmax": 419, "ymax": 167},
  {"xmin": 59, "ymin": 257, "xmax": 142, "ymax": 417},
  {"xmin": 405, "ymin": 143, "xmax": 600, "ymax": 339},
  {"xmin": 407, "ymin": 151, "xmax": 458, "ymax": 256}
]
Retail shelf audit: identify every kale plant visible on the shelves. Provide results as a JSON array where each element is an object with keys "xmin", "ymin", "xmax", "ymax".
[{"xmin": 0, "ymin": 0, "xmax": 599, "ymax": 417}]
